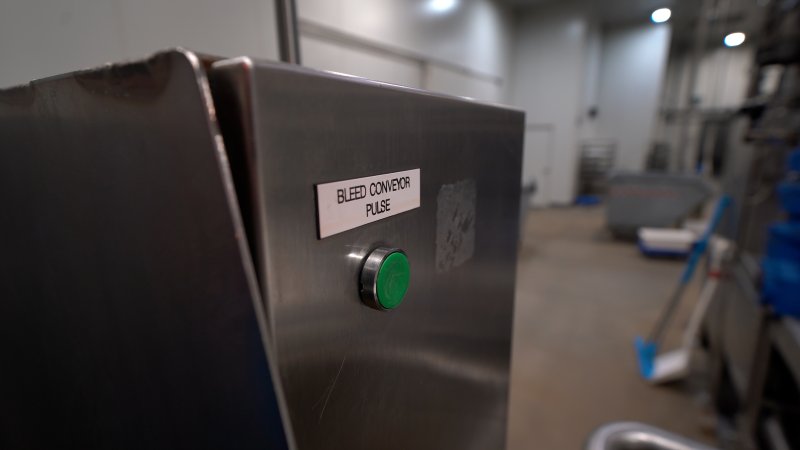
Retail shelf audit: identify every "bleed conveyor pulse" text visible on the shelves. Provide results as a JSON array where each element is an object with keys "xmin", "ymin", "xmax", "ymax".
[{"xmin": 336, "ymin": 175, "xmax": 412, "ymax": 217}]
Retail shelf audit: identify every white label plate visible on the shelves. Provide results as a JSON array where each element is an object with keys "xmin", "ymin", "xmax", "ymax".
[{"xmin": 316, "ymin": 169, "xmax": 421, "ymax": 238}]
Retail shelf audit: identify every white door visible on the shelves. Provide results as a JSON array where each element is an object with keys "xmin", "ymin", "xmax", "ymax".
[{"xmin": 522, "ymin": 124, "xmax": 554, "ymax": 207}]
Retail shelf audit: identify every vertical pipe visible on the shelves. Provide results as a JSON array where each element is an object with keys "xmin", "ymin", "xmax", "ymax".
[
  {"xmin": 275, "ymin": 0, "xmax": 302, "ymax": 64},
  {"xmin": 676, "ymin": 0, "xmax": 712, "ymax": 171}
]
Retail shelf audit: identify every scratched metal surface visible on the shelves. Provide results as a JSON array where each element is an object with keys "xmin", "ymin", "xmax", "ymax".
[
  {"xmin": 209, "ymin": 59, "xmax": 524, "ymax": 450},
  {"xmin": 0, "ymin": 50, "xmax": 289, "ymax": 450}
]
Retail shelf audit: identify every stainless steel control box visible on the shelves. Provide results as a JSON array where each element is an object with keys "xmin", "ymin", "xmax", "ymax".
[{"xmin": 1, "ymin": 50, "xmax": 524, "ymax": 450}]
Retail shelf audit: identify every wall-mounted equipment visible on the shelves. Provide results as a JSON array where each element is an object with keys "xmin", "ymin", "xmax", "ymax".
[{"xmin": 0, "ymin": 49, "xmax": 524, "ymax": 450}]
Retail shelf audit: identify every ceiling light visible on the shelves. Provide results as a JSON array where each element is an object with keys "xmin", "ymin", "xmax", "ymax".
[
  {"xmin": 651, "ymin": 8, "xmax": 672, "ymax": 23},
  {"xmin": 724, "ymin": 32, "xmax": 746, "ymax": 47},
  {"xmin": 427, "ymin": 0, "xmax": 458, "ymax": 13}
]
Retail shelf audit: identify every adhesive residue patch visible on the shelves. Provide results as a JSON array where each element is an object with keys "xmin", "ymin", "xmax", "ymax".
[{"xmin": 436, "ymin": 179, "xmax": 476, "ymax": 272}]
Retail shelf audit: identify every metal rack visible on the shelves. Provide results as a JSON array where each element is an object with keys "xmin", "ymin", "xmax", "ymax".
[
  {"xmin": 704, "ymin": 0, "xmax": 800, "ymax": 448},
  {"xmin": 577, "ymin": 139, "xmax": 616, "ymax": 197}
]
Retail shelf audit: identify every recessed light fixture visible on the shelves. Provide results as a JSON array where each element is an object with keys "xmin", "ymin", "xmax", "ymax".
[
  {"xmin": 724, "ymin": 32, "xmax": 746, "ymax": 47},
  {"xmin": 651, "ymin": 8, "xmax": 672, "ymax": 23},
  {"xmin": 427, "ymin": 0, "xmax": 458, "ymax": 13}
]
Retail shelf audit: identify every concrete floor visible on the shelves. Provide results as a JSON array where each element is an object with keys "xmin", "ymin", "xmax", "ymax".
[{"xmin": 507, "ymin": 206, "xmax": 715, "ymax": 449}]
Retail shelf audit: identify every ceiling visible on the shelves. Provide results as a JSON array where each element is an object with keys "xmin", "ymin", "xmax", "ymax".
[{"xmin": 501, "ymin": 0, "xmax": 768, "ymax": 46}]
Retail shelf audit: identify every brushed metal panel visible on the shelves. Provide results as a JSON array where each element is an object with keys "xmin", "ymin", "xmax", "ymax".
[
  {"xmin": 721, "ymin": 263, "xmax": 767, "ymax": 400},
  {"xmin": 210, "ymin": 59, "xmax": 524, "ymax": 450},
  {"xmin": 0, "ymin": 50, "xmax": 289, "ymax": 450}
]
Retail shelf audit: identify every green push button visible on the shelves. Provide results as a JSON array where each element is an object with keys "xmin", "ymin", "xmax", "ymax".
[
  {"xmin": 360, "ymin": 247, "xmax": 410, "ymax": 310},
  {"xmin": 375, "ymin": 252, "xmax": 410, "ymax": 309}
]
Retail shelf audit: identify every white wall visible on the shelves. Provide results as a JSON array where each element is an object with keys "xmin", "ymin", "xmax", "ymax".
[
  {"xmin": 509, "ymin": 4, "xmax": 674, "ymax": 204},
  {"xmin": 595, "ymin": 23, "xmax": 671, "ymax": 171},
  {"xmin": 297, "ymin": 0, "xmax": 512, "ymax": 103},
  {"xmin": 298, "ymin": 0, "xmax": 510, "ymax": 79},
  {"xmin": 508, "ymin": 1, "xmax": 592, "ymax": 205},
  {"xmin": 0, "ymin": 0, "xmax": 513, "ymax": 103},
  {"xmin": 0, "ymin": 0, "xmax": 279, "ymax": 88},
  {"xmin": 300, "ymin": 34, "xmax": 424, "ymax": 88}
]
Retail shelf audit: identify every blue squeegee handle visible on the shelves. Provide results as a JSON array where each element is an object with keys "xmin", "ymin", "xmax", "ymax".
[
  {"xmin": 680, "ymin": 196, "xmax": 731, "ymax": 283},
  {"xmin": 647, "ymin": 195, "xmax": 731, "ymax": 345}
]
